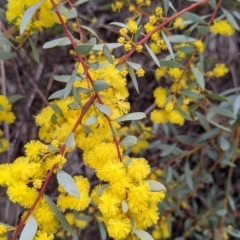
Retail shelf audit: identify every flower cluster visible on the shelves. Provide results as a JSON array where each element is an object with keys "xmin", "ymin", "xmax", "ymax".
[
  {"xmin": 0, "ymin": 95, "xmax": 15, "ymax": 153},
  {"xmin": 6, "ymin": 0, "xmax": 66, "ymax": 36},
  {"xmin": 210, "ymin": 19, "xmax": 235, "ymax": 36}
]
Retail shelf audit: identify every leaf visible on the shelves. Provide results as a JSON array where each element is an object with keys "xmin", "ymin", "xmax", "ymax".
[
  {"xmin": 227, "ymin": 13, "xmax": 239, "ymax": 31},
  {"xmin": 8, "ymin": 95, "xmax": 24, "ymax": 104},
  {"xmin": 182, "ymin": 12, "xmax": 205, "ymax": 24},
  {"xmin": 92, "ymin": 43, "xmax": 122, "ymax": 51},
  {"xmin": 233, "ymin": 95, "xmax": 240, "ymax": 116},
  {"xmin": 120, "ymin": 135, "xmax": 138, "ymax": 147},
  {"xmin": 0, "ymin": 32, "xmax": 13, "ymax": 46},
  {"xmin": 93, "ymin": 80, "xmax": 110, "ymax": 92},
  {"xmin": 29, "ymin": 38, "xmax": 39, "ymax": 63},
  {"xmin": 127, "ymin": 64, "xmax": 139, "ymax": 93},
  {"xmin": 50, "ymin": 104, "xmax": 64, "ymax": 117},
  {"xmin": 0, "ymin": 50, "xmax": 14, "ymax": 60},
  {"xmin": 216, "ymin": 209, "xmax": 227, "ymax": 216},
  {"xmin": 73, "ymin": 88, "xmax": 82, "ymax": 106},
  {"xmin": 64, "ymin": 64, "xmax": 79, "ymax": 99},
  {"xmin": 85, "ymin": 116, "xmax": 97, "ymax": 125},
  {"xmin": 103, "ymin": 44, "xmax": 113, "ymax": 64},
  {"xmin": 75, "ymin": 0, "xmax": 89, "ymax": 6},
  {"xmin": 219, "ymin": 136, "xmax": 230, "ymax": 151},
  {"xmin": 66, "ymin": 132, "xmax": 75, "ymax": 148},
  {"xmin": 184, "ymin": 160, "xmax": 193, "ymax": 190},
  {"xmin": 175, "ymin": 45, "xmax": 194, "ymax": 54},
  {"xmin": 209, "ymin": 106, "xmax": 236, "ymax": 120},
  {"xmin": 19, "ymin": 215, "xmax": 37, "ymax": 240},
  {"xmin": 134, "ymin": 229, "xmax": 154, "ymax": 240},
  {"xmin": 161, "ymin": 31, "xmax": 175, "ymax": 61},
  {"xmin": 44, "ymin": 195, "xmax": 78, "ymax": 240},
  {"xmin": 20, "ymin": 0, "xmax": 44, "ymax": 35},
  {"xmin": 68, "ymin": 101, "xmax": 80, "ymax": 109},
  {"xmin": 121, "ymin": 200, "xmax": 129, "ymax": 213},
  {"xmin": 160, "ymin": 143, "xmax": 176, "ymax": 157},
  {"xmin": 114, "ymin": 112, "xmax": 146, "ymax": 122},
  {"xmin": 97, "ymin": 220, "xmax": 107, "ymax": 240},
  {"xmin": 208, "ymin": 0, "xmax": 216, "ymax": 8},
  {"xmin": 144, "ymin": 43, "xmax": 160, "ymax": 67},
  {"xmin": 180, "ymin": 90, "xmax": 203, "ymax": 99},
  {"xmin": 54, "ymin": 75, "xmax": 72, "ymax": 83},
  {"xmin": 166, "ymin": 166, "xmax": 173, "ymax": 183},
  {"xmin": 190, "ymin": 65, "xmax": 205, "ymax": 90},
  {"xmin": 57, "ymin": 170, "xmax": 80, "ymax": 199},
  {"xmin": 206, "ymin": 93, "xmax": 228, "ymax": 102},
  {"xmin": 163, "ymin": 0, "xmax": 169, "ymax": 16},
  {"xmin": 51, "ymin": 114, "xmax": 57, "ymax": 124},
  {"xmin": 68, "ymin": 8, "xmax": 78, "ymax": 19},
  {"xmin": 195, "ymin": 128, "xmax": 220, "ymax": 143},
  {"xmin": 126, "ymin": 61, "xmax": 141, "ymax": 70},
  {"xmin": 43, "ymin": 37, "xmax": 72, "ymax": 49},
  {"xmin": 224, "ymin": 227, "xmax": 240, "ymax": 238},
  {"xmin": 159, "ymin": 60, "xmax": 183, "ymax": 68},
  {"xmin": 95, "ymin": 102, "xmax": 112, "ymax": 116},
  {"xmin": 48, "ymin": 89, "xmax": 65, "ymax": 100},
  {"xmin": 109, "ymin": 22, "xmax": 129, "ymax": 29},
  {"xmin": 146, "ymin": 180, "xmax": 166, "ymax": 192},
  {"xmin": 77, "ymin": 37, "xmax": 96, "ymax": 55},
  {"xmin": 81, "ymin": 25, "xmax": 100, "ymax": 40},
  {"xmin": 167, "ymin": 35, "xmax": 196, "ymax": 43}
]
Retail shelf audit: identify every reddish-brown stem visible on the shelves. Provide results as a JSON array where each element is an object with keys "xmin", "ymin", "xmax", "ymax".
[
  {"xmin": 12, "ymin": 164, "xmax": 58, "ymax": 240},
  {"xmin": 117, "ymin": 0, "xmax": 210, "ymax": 66},
  {"xmin": 50, "ymin": 0, "xmax": 123, "ymax": 161},
  {"xmin": 12, "ymin": 94, "xmax": 96, "ymax": 240}
]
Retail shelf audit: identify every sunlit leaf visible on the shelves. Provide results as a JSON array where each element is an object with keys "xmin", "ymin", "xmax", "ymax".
[
  {"xmin": 114, "ymin": 112, "xmax": 146, "ymax": 122},
  {"xmin": 19, "ymin": 215, "xmax": 37, "ymax": 240},
  {"xmin": 120, "ymin": 135, "xmax": 138, "ymax": 146},
  {"xmin": 20, "ymin": 0, "xmax": 44, "ymax": 35},
  {"xmin": 57, "ymin": 170, "xmax": 80, "ymax": 199},
  {"xmin": 95, "ymin": 102, "xmax": 112, "ymax": 116}
]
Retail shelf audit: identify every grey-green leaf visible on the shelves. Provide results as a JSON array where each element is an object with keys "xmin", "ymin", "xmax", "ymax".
[
  {"xmin": 20, "ymin": 0, "xmax": 44, "ymax": 35},
  {"xmin": 121, "ymin": 200, "xmax": 129, "ymax": 213},
  {"xmin": 57, "ymin": 170, "xmax": 80, "ymax": 199},
  {"xmin": 43, "ymin": 37, "xmax": 72, "ymax": 49},
  {"xmin": 120, "ymin": 135, "xmax": 138, "ymax": 147},
  {"xmin": 134, "ymin": 229, "xmax": 154, "ymax": 240},
  {"xmin": 95, "ymin": 102, "xmax": 112, "ymax": 116},
  {"xmin": 184, "ymin": 160, "xmax": 193, "ymax": 190},
  {"xmin": 19, "ymin": 215, "xmax": 37, "ymax": 240},
  {"xmin": 190, "ymin": 65, "xmax": 205, "ymax": 90},
  {"xmin": 144, "ymin": 43, "xmax": 160, "ymax": 67},
  {"xmin": 146, "ymin": 180, "xmax": 166, "ymax": 192},
  {"xmin": 66, "ymin": 132, "xmax": 75, "ymax": 148},
  {"xmin": 127, "ymin": 64, "xmax": 139, "ymax": 93},
  {"xmin": 160, "ymin": 60, "xmax": 183, "ymax": 68},
  {"xmin": 8, "ymin": 95, "xmax": 24, "ymax": 104},
  {"xmin": 0, "ymin": 50, "xmax": 14, "ymax": 60},
  {"xmin": 93, "ymin": 80, "xmax": 110, "ymax": 92},
  {"xmin": 85, "ymin": 116, "xmax": 97, "ymax": 125},
  {"xmin": 68, "ymin": 8, "xmax": 78, "ymax": 19},
  {"xmin": 44, "ymin": 195, "xmax": 78, "ymax": 240},
  {"xmin": 51, "ymin": 104, "xmax": 64, "ymax": 117},
  {"xmin": 114, "ymin": 112, "xmax": 146, "ymax": 122},
  {"xmin": 103, "ymin": 44, "xmax": 113, "ymax": 64},
  {"xmin": 48, "ymin": 89, "xmax": 65, "ymax": 100},
  {"xmin": 162, "ymin": 31, "xmax": 175, "ymax": 61},
  {"xmin": 29, "ymin": 38, "xmax": 39, "ymax": 63}
]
